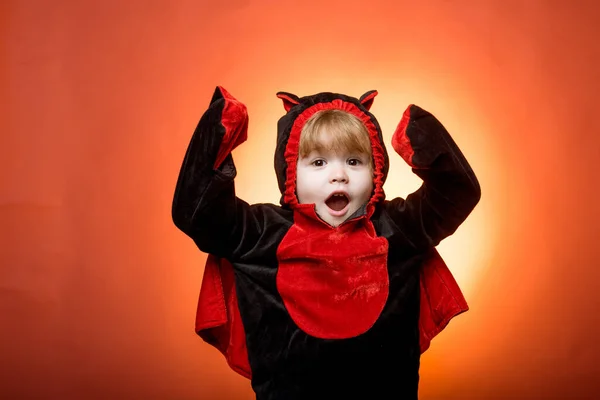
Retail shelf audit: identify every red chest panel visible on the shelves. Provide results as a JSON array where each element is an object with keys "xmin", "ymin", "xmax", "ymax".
[{"xmin": 276, "ymin": 206, "xmax": 389, "ymax": 339}]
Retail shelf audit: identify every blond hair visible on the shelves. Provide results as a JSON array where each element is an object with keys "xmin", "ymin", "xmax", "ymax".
[{"xmin": 298, "ymin": 110, "xmax": 373, "ymax": 167}]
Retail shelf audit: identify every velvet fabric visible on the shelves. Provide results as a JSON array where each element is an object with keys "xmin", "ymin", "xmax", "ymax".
[
  {"xmin": 173, "ymin": 86, "xmax": 481, "ymax": 399},
  {"xmin": 276, "ymin": 204, "xmax": 389, "ymax": 339},
  {"xmin": 417, "ymin": 250, "xmax": 469, "ymax": 352},
  {"xmin": 392, "ymin": 105, "xmax": 416, "ymax": 167},
  {"xmin": 211, "ymin": 86, "xmax": 248, "ymax": 169},
  {"xmin": 195, "ymin": 255, "xmax": 251, "ymax": 378}
]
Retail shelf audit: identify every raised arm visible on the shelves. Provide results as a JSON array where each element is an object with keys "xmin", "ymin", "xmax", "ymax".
[
  {"xmin": 384, "ymin": 104, "xmax": 481, "ymax": 250},
  {"xmin": 171, "ymin": 86, "xmax": 262, "ymax": 259}
]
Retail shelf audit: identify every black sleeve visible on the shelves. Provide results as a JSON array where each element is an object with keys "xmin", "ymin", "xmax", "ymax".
[
  {"xmin": 171, "ymin": 87, "xmax": 272, "ymax": 260},
  {"xmin": 384, "ymin": 104, "xmax": 481, "ymax": 250}
]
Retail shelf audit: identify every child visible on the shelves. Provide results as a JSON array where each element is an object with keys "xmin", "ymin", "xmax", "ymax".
[{"xmin": 172, "ymin": 86, "xmax": 481, "ymax": 400}]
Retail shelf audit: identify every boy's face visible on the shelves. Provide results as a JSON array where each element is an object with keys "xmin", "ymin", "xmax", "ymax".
[{"xmin": 296, "ymin": 132, "xmax": 373, "ymax": 227}]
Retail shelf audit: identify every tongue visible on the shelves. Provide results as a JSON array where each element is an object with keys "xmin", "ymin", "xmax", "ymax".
[{"xmin": 326, "ymin": 196, "xmax": 348, "ymax": 211}]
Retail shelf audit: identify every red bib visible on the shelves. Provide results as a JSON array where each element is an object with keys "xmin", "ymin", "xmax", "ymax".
[{"xmin": 276, "ymin": 206, "xmax": 389, "ymax": 339}]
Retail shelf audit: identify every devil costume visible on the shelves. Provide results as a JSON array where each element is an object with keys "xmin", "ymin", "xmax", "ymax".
[{"xmin": 172, "ymin": 86, "xmax": 481, "ymax": 400}]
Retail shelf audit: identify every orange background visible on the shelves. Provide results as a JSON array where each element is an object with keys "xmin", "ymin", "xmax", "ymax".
[{"xmin": 2, "ymin": 1, "xmax": 599, "ymax": 399}]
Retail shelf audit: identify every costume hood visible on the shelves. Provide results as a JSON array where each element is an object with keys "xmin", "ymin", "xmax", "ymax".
[{"xmin": 273, "ymin": 90, "xmax": 390, "ymax": 209}]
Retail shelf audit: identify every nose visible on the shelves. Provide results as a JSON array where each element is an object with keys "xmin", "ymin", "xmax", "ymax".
[{"xmin": 329, "ymin": 163, "xmax": 348, "ymax": 183}]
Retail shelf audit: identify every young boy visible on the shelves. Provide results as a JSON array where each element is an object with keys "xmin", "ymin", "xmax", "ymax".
[{"xmin": 172, "ymin": 86, "xmax": 481, "ymax": 400}]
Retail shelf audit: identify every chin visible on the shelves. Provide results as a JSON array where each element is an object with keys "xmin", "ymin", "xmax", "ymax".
[
  {"xmin": 317, "ymin": 206, "xmax": 357, "ymax": 228},
  {"xmin": 321, "ymin": 213, "xmax": 346, "ymax": 227}
]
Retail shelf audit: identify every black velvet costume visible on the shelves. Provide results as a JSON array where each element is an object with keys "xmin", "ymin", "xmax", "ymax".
[{"xmin": 172, "ymin": 87, "xmax": 481, "ymax": 400}]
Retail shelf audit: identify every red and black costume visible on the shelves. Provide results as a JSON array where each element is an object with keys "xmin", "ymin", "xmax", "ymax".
[{"xmin": 172, "ymin": 86, "xmax": 481, "ymax": 400}]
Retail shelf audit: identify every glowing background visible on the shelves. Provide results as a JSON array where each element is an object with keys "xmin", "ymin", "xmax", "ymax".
[{"xmin": 1, "ymin": 1, "xmax": 599, "ymax": 398}]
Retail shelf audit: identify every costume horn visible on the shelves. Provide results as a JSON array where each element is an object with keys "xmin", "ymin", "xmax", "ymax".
[
  {"xmin": 276, "ymin": 92, "xmax": 301, "ymax": 112},
  {"xmin": 359, "ymin": 90, "xmax": 378, "ymax": 111}
]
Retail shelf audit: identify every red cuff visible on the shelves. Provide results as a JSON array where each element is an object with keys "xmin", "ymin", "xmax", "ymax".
[
  {"xmin": 391, "ymin": 105, "xmax": 417, "ymax": 168},
  {"xmin": 213, "ymin": 86, "xmax": 249, "ymax": 169}
]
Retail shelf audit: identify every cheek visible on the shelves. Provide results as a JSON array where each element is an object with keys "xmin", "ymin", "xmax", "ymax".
[
  {"xmin": 296, "ymin": 170, "xmax": 313, "ymax": 204},
  {"xmin": 296, "ymin": 181, "xmax": 306, "ymax": 203},
  {"xmin": 356, "ymin": 172, "xmax": 374, "ymax": 198}
]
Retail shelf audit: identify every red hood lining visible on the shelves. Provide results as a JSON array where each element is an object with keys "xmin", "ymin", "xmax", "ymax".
[{"xmin": 283, "ymin": 99, "xmax": 386, "ymax": 216}]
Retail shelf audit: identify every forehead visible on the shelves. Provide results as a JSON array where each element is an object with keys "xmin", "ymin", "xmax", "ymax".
[
  {"xmin": 312, "ymin": 130, "xmax": 335, "ymax": 147},
  {"xmin": 306, "ymin": 128, "xmax": 370, "ymax": 152}
]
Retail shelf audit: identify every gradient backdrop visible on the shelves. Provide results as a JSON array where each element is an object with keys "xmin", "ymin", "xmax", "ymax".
[{"xmin": 2, "ymin": 1, "xmax": 600, "ymax": 399}]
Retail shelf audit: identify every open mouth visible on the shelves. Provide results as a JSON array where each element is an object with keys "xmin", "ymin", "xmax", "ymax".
[{"xmin": 325, "ymin": 193, "xmax": 350, "ymax": 212}]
